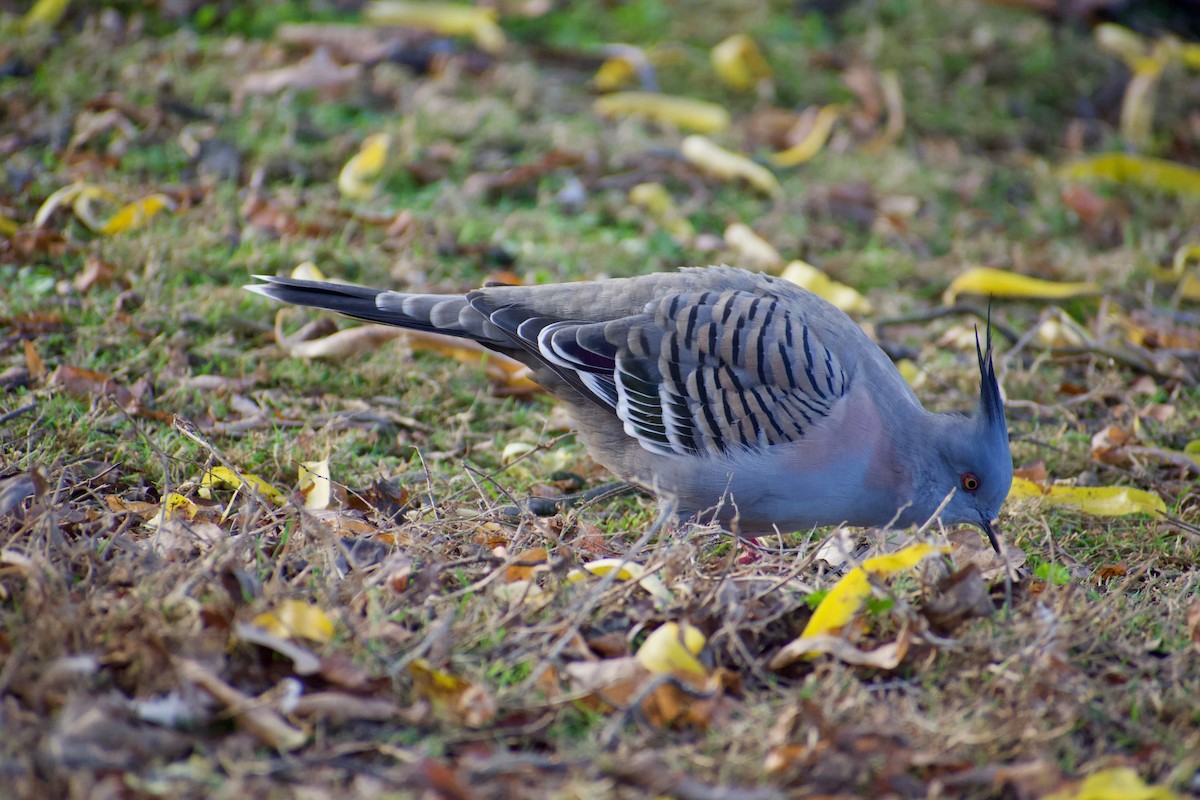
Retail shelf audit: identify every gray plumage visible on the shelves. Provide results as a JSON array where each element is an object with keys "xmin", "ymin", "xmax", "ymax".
[{"xmin": 246, "ymin": 266, "xmax": 1012, "ymax": 549}]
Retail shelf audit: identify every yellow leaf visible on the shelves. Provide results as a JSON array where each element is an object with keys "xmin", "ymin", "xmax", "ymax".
[
  {"xmin": 338, "ymin": 133, "xmax": 391, "ymax": 199},
  {"xmin": 365, "ymin": 1, "xmax": 506, "ymax": 53},
  {"xmin": 21, "ymin": 0, "xmax": 71, "ymax": 30},
  {"xmin": 99, "ymin": 194, "xmax": 176, "ymax": 235},
  {"xmin": 710, "ymin": 34, "xmax": 772, "ymax": 92},
  {"xmin": 290, "ymin": 261, "xmax": 327, "ymax": 281},
  {"xmin": 1007, "ymin": 476, "xmax": 1166, "ymax": 517},
  {"xmin": 594, "ymin": 92, "xmax": 731, "ymax": 134},
  {"xmin": 628, "ymin": 183, "xmax": 694, "ymax": 241},
  {"xmin": 200, "ymin": 466, "xmax": 286, "ymax": 505},
  {"xmin": 408, "ymin": 658, "xmax": 498, "ymax": 726},
  {"xmin": 568, "ymin": 558, "xmax": 673, "ymax": 603},
  {"xmin": 896, "ymin": 359, "xmax": 922, "ymax": 388},
  {"xmin": 252, "ymin": 600, "xmax": 334, "ymax": 644},
  {"xmin": 772, "ymin": 104, "xmax": 842, "ymax": 167},
  {"xmin": 725, "ymin": 223, "xmax": 783, "ymax": 270},
  {"xmin": 780, "ymin": 260, "xmax": 872, "ymax": 314},
  {"xmin": 943, "ymin": 266, "xmax": 1099, "ymax": 304},
  {"xmin": 800, "ymin": 542, "xmax": 947, "ymax": 640},
  {"xmin": 593, "ymin": 56, "xmax": 639, "ymax": 92},
  {"xmin": 34, "ymin": 183, "xmax": 116, "ymax": 229},
  {"xmin": 1179, "ymin": 42, "xmax": 1200, "ymax": 71},
  {"xmin": 1058, "ymin": 154, "xmax": 1200, "ymax": 198},
  {"xmin": 0, "ymin": 215, "xmax": 19, "ymax": 237},
  {"xmin": 680, "ymin": 135, "xmax": 781, "ymax": 197},
  {"xmin": 636, "ymin": 622, "xmax": 707, "ymax": 676},
  {"xmin": 1044, "ymin": 766, "xmax": 1180, "ymax": 800},
  {"xmin": 1094, "ymin": 24, "xmax": 1149, "ymax": 66},
  {"xmin": 298, "ymin": 460, "xmax": 332, "ymax": 510},
  {"xmin": 145, "ymin": 492, "xmax": 200, "ymax": 528}
]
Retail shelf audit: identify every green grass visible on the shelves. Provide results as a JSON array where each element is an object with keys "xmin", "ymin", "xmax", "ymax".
[{"xmin": 2, "ymin": 0, "xmax": 1199, "ymax": 797}]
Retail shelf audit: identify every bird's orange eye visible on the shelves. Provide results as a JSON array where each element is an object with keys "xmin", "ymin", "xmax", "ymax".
[{"xmin": 961, "ymin": 473, "xmax": 980, "ymax": 493}]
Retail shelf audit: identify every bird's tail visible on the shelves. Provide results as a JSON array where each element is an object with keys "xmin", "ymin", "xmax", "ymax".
[{"xmin": 246, "ymin": 275, "xmax": 503, "ymax": 344}]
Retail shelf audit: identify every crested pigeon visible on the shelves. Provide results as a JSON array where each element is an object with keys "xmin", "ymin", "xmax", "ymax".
[{"xmin": 247, "ymin": 266, "xmax": 1012, "ymax": 549}]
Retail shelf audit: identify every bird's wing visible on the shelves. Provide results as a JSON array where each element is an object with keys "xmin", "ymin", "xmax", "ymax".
[{"xmin": 471, "ymin": 285, "xmax": 851, "ymax": 458}]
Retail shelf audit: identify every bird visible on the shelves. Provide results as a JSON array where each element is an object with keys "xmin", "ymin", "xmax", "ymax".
[{"xmin": 247, "ymin": 266, "xmax": 1013, "ymax": 550}]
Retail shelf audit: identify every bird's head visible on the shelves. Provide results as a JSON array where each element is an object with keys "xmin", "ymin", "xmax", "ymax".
[{"xmin": 918, "ymin": 324, "xmax": 1012, "ymax": 550}]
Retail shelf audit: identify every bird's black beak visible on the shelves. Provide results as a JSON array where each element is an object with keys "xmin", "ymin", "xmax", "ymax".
[{"xmin": 979, "ymin": 516, "xmax": 1002, "ymax": 554}]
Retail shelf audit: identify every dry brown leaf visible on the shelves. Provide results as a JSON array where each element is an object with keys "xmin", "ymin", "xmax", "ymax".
[
  {"xmin": 402, "ymin": 328, "xmax": 541, "ymax": 394},
  {"xmin": 279, "ymin": 322, "xmax": 404, "ymax": 359},
  {"xmin": 409, "ymin": 659, "xmax": 496, "ymax": 727},
  {"xmin": 1013, "ymin": 460, "xmax": 1049, "ymax": 484},
  {"xmin": 237, "ymin": 47, "xmax": 362, "ymax": 97},
  {"xmin": 1091, "ymin": 425, "xmax": 1132, "ymax": 465},
  {"xmin": 174, "ymin": 657, "xmax": 308, "ymax": 751},
  {"xmin": 234, "ymin": 622, "xmax": 321, "ymax": 676},
  {"xmin": 22, "ymin": 340, "xmax": 46, "ymax": 380},
  {"xmin": 946, "ymin": 528, "xmax": 1026, "ymax": 582},
  {"xmin": 49, "ymin": 365, "xmax": 136, "ymax": 411},
  {"xmin": 242, "ymin": 194, "xmax": 338, "ymax": 238},
  {"xmin": 504, "ymin": 547, "xmax": 549, "ymax": 583},
  {"xmin": 922, "ymin": 564, "xmax": 994, "ymax": 633},
  {"xmin": 770, "ymin": 627, "xmax": 913, "ymax": 670},
  {"xmin": 292, "ymin": 692, "xmax": 417, "ymax": 724},
  {"xmin": 73, "ymin": 255, "xmax": 120, "ymax": 293}
]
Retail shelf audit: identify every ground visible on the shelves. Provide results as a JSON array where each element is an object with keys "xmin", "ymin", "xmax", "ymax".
[{"xmin": 2, "ymin": 1, "xmax": 1200, "ymax": 798}]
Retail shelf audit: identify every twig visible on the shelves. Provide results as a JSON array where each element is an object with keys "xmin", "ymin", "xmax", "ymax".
[
  {"xmin": 0, "ymin": 404, "xmax": 36, "ymax": 425},
  {"xmin": 874, "ymin": 304, "xmax": 1022, "ymax": 344}
]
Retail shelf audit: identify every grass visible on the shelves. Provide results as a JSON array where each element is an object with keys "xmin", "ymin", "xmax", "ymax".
[{"xmin": 2, "ymin": 0, "xmax": 1200, "ymax": 797}]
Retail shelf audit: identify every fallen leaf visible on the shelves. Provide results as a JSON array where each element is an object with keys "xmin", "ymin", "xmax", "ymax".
[
  {"xmin": 408, "ymin": 659, "xmax": 497, "ymax": 727},
  {"xmin": 144, "ymin": 493, "xmax": 200, "ymax": 527},
  {"xmin": 73, "ymin": 255, "xmax": 119, "ymax": 293},
  {"xmin": 49, "ymin": 365, "xmax": 136, "ymax": 411},
  {"xmin": 943, "ymin": 266, "xmax": 1100, "ymax": 303},
  {"xmin": 1091, "ymin": 425, "xmax": 1132, "ymax": 465},
  {"xmin": 99, "ymin": 194, "xmax": 176, "ymax": 234},
  {"xmin": 770, "ymin": 627, "xmax": 913, "ymax": 670},
  {"xmin": 199, "ymin": 466, "xmax": 286, "ymax": 505},
  {"xmin": 628, "ymin": 182, "xmax": 694, "ymax": 242},
  {"xmin": 23, "ymin": 340, "xmax": 46, "ymax": 380},
  {"xmin": 711, "ymin": 34, "xmax": 772, "ymax": 92},
  {"xmin": 680, "ymin": 135, "xmax": 781, "ymax": 197},
  {"xmin": 503, "ymin": 547, "xmax": 549, "ymax": 583},
  {"xmin": 1043, "ymin": 766, "xmax": 1180, "ymax": 800},
  {"xmin": 724, "ymin": 223, "xmax": 782, "ymax": 270},
  {"xmin": 780, "ymin": 259, "xmax": 872, "ymax": 313},
  {"xmin": 636, "ymin": 622, "xmax": 707, "ymax": 676},
  {"xmin": 594, "ymin": 92, "xmax": 730, "ymax": 134},
  {"xmin": 402, "ymin": 328, "xmax": 541, "ymax": 394},
  {"xmin": 567, "ymin": 557, "xmax": 673, "ymax": 603},
  {"xmin": 279, "ymin": 321, "xmax": 405, "ymax": 359},
  {"xmin": 235, "ymin": 621, "xmax": 322, "ymax": 675},
  {"xmin": 175, "ymin": 657, "xmax": 308, "ymax": 751},
  {"xmin": 237, "ymin": 47, "xmax": 362, "ymax": 96},
  {"xmin": 1058, "ymin": 154, "xmax": 1200, "ymax": 199},
  {"xmin": 298, "ymin": 459, "xmax": 332, "ymax": 510},
  {"xmin": 365, "ymin": 0, "xmax": 506, "ymax": 53},
  {"xmin": 21, "ymin": 0, "xmax": 71, "ymax": 31},
  {"xmin": 338, "ymin": 133, "xmax": 391, "ymax": 200},
  {"xmin": 1007, "ymin": 476, "xmax": 1166, "ymax": 517},
  {"xmin": 251, "ymin": 599, "xmax": 335, "ymax": 644},
  {"xmin": 784, "ymin": 542, "xmax": 947, "ymax": 657},
  {"xmin": 772, "ymin": 104, "xmax": 842, "ymax": 167},
  {"xmin": 922, "ymin": 565, "xmax": 994, "ymax": 633}
]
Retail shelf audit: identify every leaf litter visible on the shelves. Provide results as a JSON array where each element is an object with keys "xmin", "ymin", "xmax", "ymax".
[{"xmin": 2, "ymin": 2, "xmax": 1200, "ymax": 798}]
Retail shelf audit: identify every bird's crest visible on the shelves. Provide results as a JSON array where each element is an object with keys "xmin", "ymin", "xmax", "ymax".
[{"xmin": 974, "ymin": 309, "xmax": 1006, "ymax": 439}]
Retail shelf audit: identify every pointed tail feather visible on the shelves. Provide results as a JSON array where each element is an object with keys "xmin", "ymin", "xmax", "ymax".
[{"xmin": 245, "ymin": 275, "xmax": 502, "ymax": 343}]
